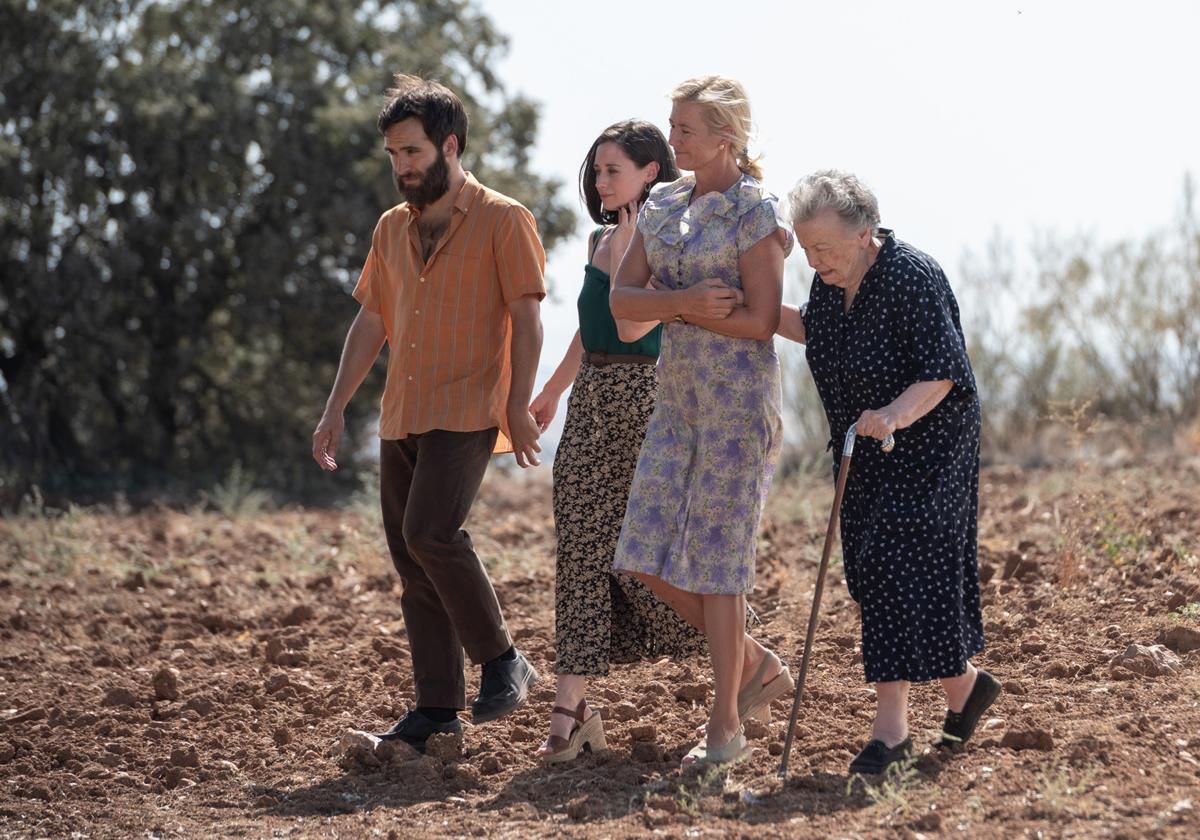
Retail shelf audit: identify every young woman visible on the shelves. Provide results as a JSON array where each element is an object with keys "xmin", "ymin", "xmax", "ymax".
[{"xmin": 529, "ymin": 121, "xmax": 703, "ymax": 763}]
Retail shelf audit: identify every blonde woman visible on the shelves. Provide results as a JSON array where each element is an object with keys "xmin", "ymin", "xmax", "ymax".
[{"xmin": 610, "ymin": 76, "xmax": 795, "ymax": 766}]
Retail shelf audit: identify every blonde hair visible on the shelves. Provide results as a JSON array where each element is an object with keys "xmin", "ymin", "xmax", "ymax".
[{"xmin": 670, "ymin": 75, "xmax": 762, "ymax": 180}]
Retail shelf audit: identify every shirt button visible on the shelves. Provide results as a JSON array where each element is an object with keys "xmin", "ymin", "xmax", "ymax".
[
  {"xmin": 414, "ymin": 309, "xmax": 420, "ymax": 315},
  {"xmin": 410, "ymin": 343, "xmax": 416, "ymax": 349},
  {"xmin": 407, "ymin": 376, "xmax": 413, "ymax": 381},
  {"xmin": 419, "ymin": 277, "xmax": 426, "ymax": 283}
]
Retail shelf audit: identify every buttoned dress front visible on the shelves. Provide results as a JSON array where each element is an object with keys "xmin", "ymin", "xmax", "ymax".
[
  {"xmin": 802, "ymin": 231, "xmax": 985, "ymax": 684},
  {"xmin": 613, "ymin": 174, "xmax": 793, "ymax": 595}
]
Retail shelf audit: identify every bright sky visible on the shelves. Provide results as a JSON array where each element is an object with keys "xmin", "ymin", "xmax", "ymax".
[{"xmin": 476, "ymin": 0, "xmax": 1200, "ymax": 435}]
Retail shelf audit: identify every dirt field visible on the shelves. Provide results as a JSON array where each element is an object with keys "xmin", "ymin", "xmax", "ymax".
[{"xmin": 3, "ymin": 457, "xmax": 1200, "ymax": 839}]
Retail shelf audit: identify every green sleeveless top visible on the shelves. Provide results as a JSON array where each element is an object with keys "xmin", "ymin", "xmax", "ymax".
[{"xmin": 578, "ymin": 229, "xmax": 662, "ymax": 357}]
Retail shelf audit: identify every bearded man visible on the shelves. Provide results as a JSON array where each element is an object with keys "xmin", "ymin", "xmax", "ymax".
[{"xmin": 312, "ymin": 73, "xmax": 546, "ymax": 752}]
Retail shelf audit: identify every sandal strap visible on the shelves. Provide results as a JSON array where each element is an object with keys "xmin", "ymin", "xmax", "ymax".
[
  {"xmin": 746, "ymin": 653, "xmax": 776, "ymax": 691},
  {"xmin": 544, "ymin": 701, "xmax": 589, "ymax": 753},
  {"xmin": 551, "ymin": 700, "xmax": 587, "ymax": 722}
]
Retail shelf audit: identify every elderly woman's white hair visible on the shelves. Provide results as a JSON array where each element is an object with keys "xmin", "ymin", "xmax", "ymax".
[{"xmin": 787, "ymin": 170, "xmax": 881, "ymax": 232}]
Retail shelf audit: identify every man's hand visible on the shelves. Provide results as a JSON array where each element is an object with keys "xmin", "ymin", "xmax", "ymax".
[
  {"xmin": 312, "ymin": 409, "xmax": 345, "ymax": 471},
  {"xmin": 310, "ymin": 306, "xmax": 386, "ymax": 473},
  {"xmin": 855, "ymin": 408, "xmax": 898, "ymax": 441},
  {"xmin": 681, "ymin": 278, "xmax": 738, "ymax": 319},
  {"xmin": 507, "ymin": 404, "xmax": 542, "ymax": 468},
  {"xmin": 505, "ymin": 293, "xmax": 543, "ymax": 467}
]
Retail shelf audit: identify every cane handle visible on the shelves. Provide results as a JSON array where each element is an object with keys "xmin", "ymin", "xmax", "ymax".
[{"xmin": 844, "ymin": 423, "xmax": 895, "ymax": 455}]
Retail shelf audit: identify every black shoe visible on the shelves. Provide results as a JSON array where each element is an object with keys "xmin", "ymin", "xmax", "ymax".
[
  {"xmin": 849, "ymin": 736, "xmax": 914, "ymax": 775},
  {"xmin": 373, "ymin": 709, "xmax": 462, "ymax": 754},
  {"xmin": 471, "ymin": 648, "xmax": 538, "ymax": 723},
  {"xmin": 936, "ymin": 669, "xmax": 1002, "ymax": 752}
]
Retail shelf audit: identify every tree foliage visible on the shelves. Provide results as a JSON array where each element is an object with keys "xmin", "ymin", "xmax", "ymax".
[
  {"xmin": 0, "ymin": 0, "xmax": 575, "ymax": 506},
  {"xmin": 956, "ymin": 176, "xmax": 1200, "ymax": 462}
]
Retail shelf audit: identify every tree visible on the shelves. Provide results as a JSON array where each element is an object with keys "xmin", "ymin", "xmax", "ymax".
[{"xmin": 0, "ymin": 0, "xmax": 575, "ymax": 506}]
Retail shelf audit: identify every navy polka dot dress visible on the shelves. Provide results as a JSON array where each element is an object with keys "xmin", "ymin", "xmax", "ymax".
[{"xmin": 802, "ymin": 230, "xmax": 985, "ymax": 684}]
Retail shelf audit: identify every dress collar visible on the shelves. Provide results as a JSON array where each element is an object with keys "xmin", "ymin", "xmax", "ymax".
[
  {"xmin": 863, "ymin": 228, "xmax": 897, "ymax": 280},
  {"xmin": 643, "ymin": 173, "xmax": 767, "ymax": 246}
]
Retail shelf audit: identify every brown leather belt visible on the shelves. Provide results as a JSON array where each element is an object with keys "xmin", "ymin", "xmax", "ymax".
[{"xmin": 581, "ymin": 350, "xmax": 657, "ymax": 367}]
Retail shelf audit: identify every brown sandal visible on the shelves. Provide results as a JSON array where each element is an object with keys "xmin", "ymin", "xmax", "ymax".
[{"xmin": 539, "ymin": 700, "xmax": 606, "ymax": 765}]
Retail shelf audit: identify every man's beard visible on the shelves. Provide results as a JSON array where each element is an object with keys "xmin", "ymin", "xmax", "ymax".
[{"xmin": 394, "ymin": 151, "xmax": 450, "ymax": 209}]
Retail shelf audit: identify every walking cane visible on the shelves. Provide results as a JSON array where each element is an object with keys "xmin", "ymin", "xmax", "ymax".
[{"xmin": 777, "ymin": 422, "xmax": 894, "ymax": 781}]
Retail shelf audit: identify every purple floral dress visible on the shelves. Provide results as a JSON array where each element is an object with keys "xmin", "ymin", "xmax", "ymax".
[{"xmin": 612, "ymin": 174, "xmax": 793, "ymax": 594}]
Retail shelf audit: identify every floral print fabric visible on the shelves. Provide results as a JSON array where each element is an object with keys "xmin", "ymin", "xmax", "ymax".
[
  {"xmin": 552, "ymin": 361, "xmax": 705, "ymax": 674},
  {"xmin": 613, "ymin": 174, "xmax": 793, "ymax": 595}
]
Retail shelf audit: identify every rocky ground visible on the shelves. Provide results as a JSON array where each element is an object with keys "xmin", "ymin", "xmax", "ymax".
[{"xmin": 2, "ymin": 458, "xmax": 1200, "ymax": 838}]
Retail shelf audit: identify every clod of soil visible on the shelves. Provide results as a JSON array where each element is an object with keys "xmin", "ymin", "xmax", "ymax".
[
  {"xmin": 673, "ymin": 683, "xmax": 708, "ymax": 702},
  {"xmin": 611, "ymin": 701, "xmax": 640, "ymax": 721},
  {"xmin": 334, "ymin": 729, "xmax": 382, "ymax": 770},
  {"xmin": 424, "ymin": 732, "xmax": 463, "ymax": 763},
  {"xmin": 630, "ymin": 741, "xmax": 664, "ymax": 763},
  {"xmin": 628, "ymin": 723, "xmax": 657, "ymax": 742},
  {"xmin": 152, "ymin": 667, "xmax": 180, "ymax": 700},
  {"xmin": 265, "ymin": 637, "xmax": 307, "ymax": 666},
  {"xmin": 281, "ymin": 604, "xmax": 315, "ymax": 626},
  {"xmin": 100, "ymin": 687, "xmax": 139, "ymax": 707},
  {"xmin": 169, "ymin": 746, "xmax": 200, "ymax": 768},
  {"xmin": 1001, "ymin": 727, "xmax": 1056, "ymax": 751},
  {"xmin": 1159, "ymin": 625, "xmax": 1200, "ymax": 653},
  {"xmin": 1110, "ymin": 643, "xmax": 1183, "ymax": 677}
]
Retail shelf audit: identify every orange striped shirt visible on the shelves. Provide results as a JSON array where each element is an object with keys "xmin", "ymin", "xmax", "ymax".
[{"xmin": 352, "ymin": 172, "xmax": 546, "ymax": 453}]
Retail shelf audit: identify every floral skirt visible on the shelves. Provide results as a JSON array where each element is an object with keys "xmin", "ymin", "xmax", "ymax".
[{"xmin": 552, "ymin": 360, "xmax": 705, "ymax": 675}]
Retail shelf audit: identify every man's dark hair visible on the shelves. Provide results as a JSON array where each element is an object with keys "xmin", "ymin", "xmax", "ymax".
[
  {"xmin": 377, "ymin": 73, "xmax": 469, "ymax": 157},
  {"xmin": 579, "ymin": 120, "xmax": 681, "ymax": 225}
]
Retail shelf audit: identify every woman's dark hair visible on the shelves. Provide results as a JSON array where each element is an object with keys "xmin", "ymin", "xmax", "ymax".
[
  {"xmin": 579, "ymin": 120, "xmax": 680, "ymax": 225},
  {"xmin": 377, "ymin": 73, "xmax": 469, "ymax": 157}
]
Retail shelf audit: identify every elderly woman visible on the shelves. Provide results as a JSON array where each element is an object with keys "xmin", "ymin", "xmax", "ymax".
[
  {"xmin": 777, "ymin": 170, "xmax": 999, "ymax": 775},
  {"xmin": 609, "ymin": 75, "xmax": 795, "ymax": 767}
]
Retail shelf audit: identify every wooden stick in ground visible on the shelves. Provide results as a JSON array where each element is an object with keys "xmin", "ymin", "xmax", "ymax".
[{"xmin": 777, "ymin": 424, "xmax": 893, "ymax": 781}]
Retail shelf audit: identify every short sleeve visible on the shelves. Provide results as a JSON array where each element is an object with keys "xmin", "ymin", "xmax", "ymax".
[
  {"xmin": 494, "ymin": 204, "xmax": 547, "ymax": 304},
  {"xmin": 351, "ymin": 215, "xmax": 386, "ymax": 313},
  {"xmin": 636, "ymin": 187, "xmax": 665, "ymax": 244},
  {"xmin": 903, "ymin": 263, "xmax": 976, "ymax": 397},
  {"xmin": 636, "ymin": 199, "xmax": 650, "ymax": 236},
  {"xmin": 351, "ymin": 245, "xmax": 383, "ymax": 314},
  {"xmin": 737, "ymin": 198, "xmax": 794, "ymax": 257}
]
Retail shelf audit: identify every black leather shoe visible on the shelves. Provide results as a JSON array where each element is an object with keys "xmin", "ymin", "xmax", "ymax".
[
  {"xmin": 471, "ymin": 649, "xmax": 538, "ymax": 723},
  {"xmin": 936, "ymin": 669, "xmax": 1001, "ymax": 752},
  {"xmin": 373, "ymin": 709, "xmax": 462, "ymax": 753},
  {"xmin": 849, "ymin": 736, "xmax": 914, "ymax": 775}
]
